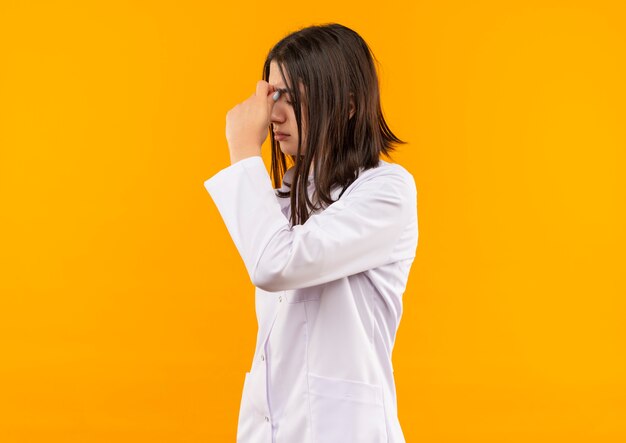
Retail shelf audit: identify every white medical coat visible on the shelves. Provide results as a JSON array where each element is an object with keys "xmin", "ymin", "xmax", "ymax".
[{"xmin": 204, "ymin": 155, "xmax": 418, "ymax": 442}]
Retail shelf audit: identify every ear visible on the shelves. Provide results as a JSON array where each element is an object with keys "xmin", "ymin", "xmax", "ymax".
[{"xmin": 349, "ymin": 92, "xmax": 355, "ymax": 119}]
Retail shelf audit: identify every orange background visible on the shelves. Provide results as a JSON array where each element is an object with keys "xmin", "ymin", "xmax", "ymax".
[{"xmin": 1, "ymin": 0, "xmax": 625, "ymax": 441}]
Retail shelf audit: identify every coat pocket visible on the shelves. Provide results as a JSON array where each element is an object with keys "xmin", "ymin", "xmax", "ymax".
[{"xmin": 307, "ymin": 372, "xmax": 387, "ymax": 443}]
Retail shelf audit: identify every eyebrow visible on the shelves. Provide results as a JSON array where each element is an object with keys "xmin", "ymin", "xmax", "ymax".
[{"xmin": 276, "ymin": 87, "xmax": 293, "ymax": 95}]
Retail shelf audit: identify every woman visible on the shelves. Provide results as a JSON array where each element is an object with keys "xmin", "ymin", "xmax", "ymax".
[{"xmin": 204, "ymin": 23, "xmax": 418, "ymax": 443}]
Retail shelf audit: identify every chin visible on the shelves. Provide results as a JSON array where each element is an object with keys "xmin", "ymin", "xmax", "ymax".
[{"xmin": 279, "ymin": 145, "xmax": 297, "ymax": 156}]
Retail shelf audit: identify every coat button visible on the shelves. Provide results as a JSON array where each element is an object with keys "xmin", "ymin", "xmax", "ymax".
[
  {"xmin": 264, "ymin": 416, "xmax": 270, "ymax": 422},
  {"xmin": 260, "ymin": 354, "xmax": 265, "ymax": 361},
  {"xmin": 279, "ymin": 296, "xmax": 283, "ymax": 303}
]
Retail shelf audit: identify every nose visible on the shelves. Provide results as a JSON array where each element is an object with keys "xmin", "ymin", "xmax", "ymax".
[{"xmin": 270, "ymin": 100, "xmax": 287, "ymax": 126}]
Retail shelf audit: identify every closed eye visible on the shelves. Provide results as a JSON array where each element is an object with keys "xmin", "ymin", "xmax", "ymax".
[{"xmin": 276, "ymin": 87, "xmax": 293, "ymax": 105}]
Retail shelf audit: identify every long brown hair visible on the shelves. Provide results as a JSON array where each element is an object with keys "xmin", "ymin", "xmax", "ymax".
[{"xmin": 262, "ymin": 23, "xmax": 407, "ymax": 226}]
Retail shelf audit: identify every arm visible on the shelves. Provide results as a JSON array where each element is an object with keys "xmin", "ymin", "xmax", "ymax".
[{"xmin": 204, "ymin": 156, "xmax": 416, "ymax": 292}]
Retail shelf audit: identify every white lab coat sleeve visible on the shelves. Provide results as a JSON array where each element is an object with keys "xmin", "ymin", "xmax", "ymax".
[{"xmin": 204, "ymin": 155, "xmax": 416, "ymax": 292}]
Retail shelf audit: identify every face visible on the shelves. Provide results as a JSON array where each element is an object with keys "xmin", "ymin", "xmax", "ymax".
[{"xmin": 268, "ymin": 60, "xmax": 306, "ymax": 156}]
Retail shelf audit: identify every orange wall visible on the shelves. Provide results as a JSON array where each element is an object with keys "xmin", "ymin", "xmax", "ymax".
[{"xmin": 1, "ymin": 0, "xmax": 625, "ymax": 441}]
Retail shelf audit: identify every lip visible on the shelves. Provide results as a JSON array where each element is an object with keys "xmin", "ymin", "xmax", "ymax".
[{"xmin": 274, "ymin": 132, "xmax": 290, "ymax": 140}]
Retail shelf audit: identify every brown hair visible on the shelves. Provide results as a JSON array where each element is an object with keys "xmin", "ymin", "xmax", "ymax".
[{"xmin": 262, "ymin": 23, "xmax": 407, "ymax": 226}]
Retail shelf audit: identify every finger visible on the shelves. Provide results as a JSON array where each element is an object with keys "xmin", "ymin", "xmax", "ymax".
[
  {"xmin": 256, "ymin": 80, "xmax": 269, "ymax": 97},
  {"xmin": 267, "ymin": 89, "xmax": 278, "ymax": 113}
]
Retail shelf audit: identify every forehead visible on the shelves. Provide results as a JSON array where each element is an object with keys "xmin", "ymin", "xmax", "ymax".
[{"xmin": 268, "ymin": 60, "xmax": 291, "ymax": 89}]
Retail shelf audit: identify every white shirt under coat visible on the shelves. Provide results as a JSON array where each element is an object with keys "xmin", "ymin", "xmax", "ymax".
[{"xmin": 204, "ymin": 155, "xmax": 418, "ymax": 442}]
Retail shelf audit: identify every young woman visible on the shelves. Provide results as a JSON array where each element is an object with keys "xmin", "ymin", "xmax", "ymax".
[{"xmin": 204, "ymin": 23, "xmax": 418, "ymax": 443}]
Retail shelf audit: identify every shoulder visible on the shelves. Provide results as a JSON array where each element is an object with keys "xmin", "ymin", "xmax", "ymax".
[
  {"xmin": 349, "ymin": 160, "xmax": 416, "ymax": 197},
  {"xmin": 280, "ymin": 160, "xmax": 417, "ymax": 200}
]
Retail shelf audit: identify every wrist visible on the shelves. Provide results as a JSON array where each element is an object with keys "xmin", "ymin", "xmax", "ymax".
[{"xmin": 229, "ymin": 148, "xmax": 262, "ymax": 165}]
